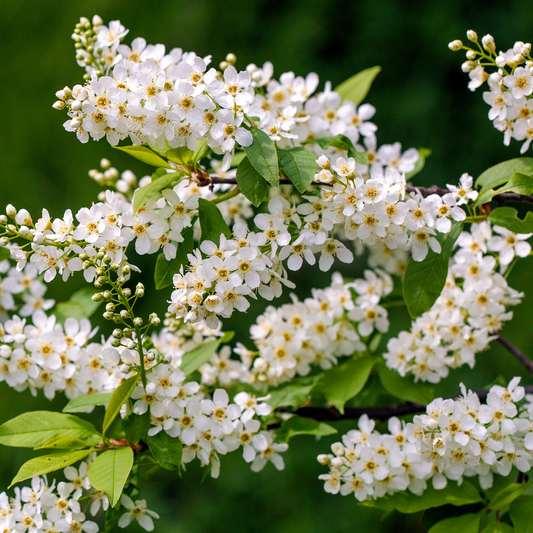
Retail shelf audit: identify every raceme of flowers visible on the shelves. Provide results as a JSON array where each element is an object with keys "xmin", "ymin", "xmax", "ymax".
[
  {"xmin": 383, "ymin": 222, "xmax": 528, "ymax": 383},
  {"xmin": 450, "ymin": 31, "xmax": 533, "ymax": 153},
  {"xmin": 318, "ymin": 378, "xmax": 533, "ymax": 501}
]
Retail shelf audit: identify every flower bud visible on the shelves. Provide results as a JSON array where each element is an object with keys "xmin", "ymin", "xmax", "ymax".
[
  {"xmin": 226, "ymin": 53, "xmax": 237, "ymax": 64},
  {"xmin": 467, "ymin": 30, "xmax": 478, "ymax": 42},
  {"xmin": 0, "ymin": 237, "xmax": 9, "ymax": 246},
  {"xmin": 448, "ymin": 39, "xmax": 463, "ymax": 51},
  {"xmin": 0, "ymin": 215, "xmax": 7, "ymax": 225},
  {"xmin": 92, "ymin": 14, "xmax": 103, "ymax": 26},
  {"xmin": 103, "ymin": 290, "xmax": 112, "ymax": 300},
  {"xmin": 162, "ymin": 354, "xmax": 172, "ymax": 364},
  {"xmin": 461, "ymin": 61, "xmax": 476, "ymax": 73},
  {"xmin": 482, "ymin": 34, "xmax": 495, "ymax": 53},
  {"xmin": 496, "ymin": 56, "xmax": 507, "ymax": 68},
  {"xmin": 123, "ymin": 288, "xmax": 132, "ymax": 298},
  {"xmin": 127, "ymin": 341, "xmax": 136, "ymax": 350},
  {"xmin": 6, "ymin": 205, "xmax": 16, "ymax": 218},
  {"xmin": 32, "ymin": 232, "xmax": 44, "ymax": 244},
  {"xmin": 100, "ymin": 158, "xmax": 111, "ymax": 170},
  {"xmin": 219, "ymin": 61, "xmax": 229, "ymax": 71},
  {"xmin": 19, "ymin": 226, "xmax": 29, "ymax": 236},
  {"xmin": 106, "ymin": 303, "xmax": 115, "ymax": 312},
  {"xmin": 113, "ymin": 329, "xmax": 123, "ymax": 338},
  {"xmin": 92, "ymin": 293, "xmax": 104, "ymax": 302},
  {"xmin": 466, "ymin": 50, "xmax": 476, "ymax": 60},
  {"xmin": 103, "ymin": 311, "xmax": 114, "ymax": 320},
  {"xmin": 122, "ymin": 265, "xmax": 131, "ymax": 275},
  {"xmin": 523, "ymin": 43, "xmax": 532, "ymax": 55},
  {"xmin": 79, "ymin": 17, "xmax": 90, "ymax": 26},
  {"xmin": 15, "ymin": 209, "xmax": 31, "ymax": 225},
  {"xmin": 53, "ymin": 101, "xmax": 66, "ymax": 110},
  {"xmin": 70, "ymin": 118, "xmax": 82, "ymax": 129},
  {"xmin": 133, "ymin": 317, "xmax": 143, "ymax": 327},
  {"xmin": 55, "ymin": 90, "xmax": 66, "ymax": 101},
  {"xmin": 111, "ymin": 338, "xmax": 121, "ymax": 347},
  {"xmin": 72, "ymin": 85, "xmax": 88, "ymax": 101},
  {"xmin": 427, "ymin": 418, "xmax": 438, "ymax": 430},
  {"xmin": 120, "ymin": 310, "xmax": 129, "ymax": 319},
  {"xmin": 146, "ymin": 382, "xmax": 157, "ymax": 394},
  {"xmin": 71, "ymin": 100, "xmax": 82, "ymax": 111},
  {"xmin": 514, "ymin": 54, "xmax": 525, "ymax": 64},
  {"xmin": 146, "ymin": 352, "xmax": 156, "ymax": 362},
  {"xmin": 331, "ymin": 457, "xmax": 344, "ymax": 468},
  {"xmin": 120, "ymin": 364, "xmax": 130, "ymax": 374}
]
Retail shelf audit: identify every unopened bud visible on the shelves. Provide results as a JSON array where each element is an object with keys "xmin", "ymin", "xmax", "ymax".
[
  {"xmin": 466, "ymin": 50, "xmax": 476, "ymax": 60},
  {"xmin": 146, "ymin": 352, "xmax": 156, "ymax": 362},
  {"xmin": 103, "ymin": 311, "xmax": 114, "ymax": 320},
  {"xmin": 55, "ymin": 90, "xmax": 66, "ymax": 101},
  {"xmin": 0, "ymin": 237, "xmax": 9, "ymax": 246},
  {"xmin": 70, "ymin": 118, "xmax": 82, "ymax": 129},
  {"xmin": 71, "ymin": 100, "xmax": 82, "ymax": 111},
  {"xmin": 92, "ymin": 14, "xmax": 103, "ymax": 26},
  {"xmin": 514, "ymin": 53, "xmax": 525, "ymax": 64},
  {"xmin": 219, "ymin": 61, "xmax": 229, "ymax": 71},
  {"xmin": 103, "ymin": 290, "xmax": 112, "ymax": 300},
  {"xmin": 113, "ymin": 328, "xmax": 123, "ymax": 338},
  {"xmin": 145, "ymin": 382, "xmax": 157, "ymax": 394},
  {"xmin": 92, "ymin": 293, "xmax": 104, "ymax": 302},
  {"xmin": 33, "ymin": 232, "xmax": 44, "ymax": 244},
  {"xmin": 127, "ymin": 340, "xmax": 136, "ymax": 350},
  {"xmin": 162, "ymin": 354, "xmax": 172, "ymax": 364},
  {"xmin": 133, "ymin": 317, "xmax": 143, "ymax": 327},
  {"xmin": 482, "ymin": 34, "xmax": 495, "ymax": 53},
  {"xmin": 120, "ymin": 364, "xmax": 130, "ymax": 374},
  {"xmin": 448, "ymin": 39, "xmax": 463, "ymax": 51},
  {"xmin": 467, "ymin": 30, "xmax": 478, "ymax": 42},
  {"xmin": 6, "ymin": 205, "xmax": 16, "ymax": 218},
  {"xmin": 122, "ymin": 288, "xmax": 131, "ymax": 298},
  {"xmin": 122, "ymin": 265, "xmax": 131, "ymax": 275},
  {"xmin": 106, "ymin": 303, "xmax": 115, "ymax": 312},
  {"xmin": 19, "ymin": 226, "xmax": 29, "ymax": 236},
  {"xmin": 0, "ymin": 215, "xmax": 7, "ymax": 224},
  {"xmin": 100, "ymin": 158, "xmax": 111, "ymax": 170},
  {"xmin": 53, "ymin": 101, "xmax": 66, "ymax": 110},
  {"xmin": 427, "ymin": 419, "xmax": 438, "ymax": 430},
  {"xmin": 461, "ymin": 61, "xmax": 476, "ymax": 73},
  {"xmin": 226, "ymin": 53, "xmax": 237, "ymax": 64}
]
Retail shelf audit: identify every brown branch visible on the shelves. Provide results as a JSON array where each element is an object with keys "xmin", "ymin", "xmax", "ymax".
[{"xmin": 497, "ymin": 335, "xmax": 533, "ymax": 375}]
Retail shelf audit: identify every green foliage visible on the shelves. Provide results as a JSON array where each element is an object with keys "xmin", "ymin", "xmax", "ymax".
[
  {"xmin": 147, "ymin": 431, "xmax": 183, "ymax": 470},
  {"xmin": 475, "ymin": 171, "xmax": 533, "ymax": 206},
  {"xmin": 0, "ymin": 247, "xmax": 10, "ymax": 260},
  {"xmin": 334, "ymin": 66, "xmax": 381, "ymax": 106},
  {"xmin": 428, "ymin": 513, "xmax": 480, "ymax": 533},
  {"xmin": 480, "ymin": 523, "xmax": 514, "ymax": 533},
  {"xmin": 488, "ymin": 207, "xmax": 533, "ymax": 234},
  {"xmin": 403, "ymin": 221, "xmax": 464, "ymax": 319},
  {"xmin": 511, "ymin": 495, "xmax": 533, "ymax": 532},
  {"xmin": 0, "ymin": 411, "xmax": 98, "ymax": 448},
  {"xmin": 317, "ymin": 355, "xmax": 374, "ymax": 413},
  {"xmin": 489, "ymin": 482, "xmax": 532, "ymax": 511},
  {"xmin": 180, "ymin": 339, "xmax": 222, "ymax": 376},
  {"xmin": 361, "ymin": 480, "xmax": 481, "ymax": 513},
  {"xmin": 132, "ymin": 172, "xmax": 182, "ymax": 214},
  {"xmin": 54, "ymin": 287, "xmax": 101, "ymax": 323},
  {"xmin": 122, "ymin": 412, "xmax": 151, "ymax": 444},
  {"xmin": 88, "ymin": 447, "xmax": 134, "ymax": 507},
  {"xmin": 154, "ymin": 225, "xmax": 195, "ymax": 290},
  {"xmin": 406, "ymin": 148, "xmax": 432, "ymax": 180},
  {"xmin": 63, "ymin": 393, "xmax": 113, "ymax": 413},
  {"xmin": 114, "ymin": 145, "xmax": 173, "ymax": 169},
  {"xmin": 267, "ymin": 375, "xmax": 322, "ymax": 409},
  {"xmin": 198, "ymin": 198, "xmax": 232, "ymax": 244},
  {"xmin": 376, "ymin": 362, "xmax": 435, "ymax": 404},
  {"xmin": 102, "ymin": 375, "xmax": 139, "ymax": 437},
  {"xmin": 476, "ymin": 157, "xmax": 533, "ymax": 190},
  {"xmin": 192, "ymin": 139, "xmax": 210, "ymax": 164},
  {"xmin": 302, "ymin": 134, "xmax": 368, "ymax": 164},
  {"xmin": 34, "ymin": 436, "xmax": 93, "ymax": 450},
  {"xmin": 243, "ymin": 126, "xmax": 280, "ymax": 187},
  {"xmin": 10, "ymin": 449, "xmax": 92, "ymax": 487},
  {"xmin": 166, "ymin": 147, "xmax": 194, "ymax": 165},
  {"xmin": 277, "ymin": 147, "xmax": 319, "ymax": 193},
  {"xmin": 275, "ymin": 417, "xmax": 337, "ymax": 443},
  {"xmin": 236, "ymin": 156, "xmax": 269, "ymax": 206}
]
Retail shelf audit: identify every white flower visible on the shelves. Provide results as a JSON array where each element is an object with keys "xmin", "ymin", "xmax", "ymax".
[{"xmin": 118, "ymin": 495, "xmax": 159, "ymax": 531}]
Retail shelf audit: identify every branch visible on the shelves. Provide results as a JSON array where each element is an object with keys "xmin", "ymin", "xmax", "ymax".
[
  {"xmin": 277, "ymin": 384, "xmax": 533, "ymax": 423},
  {"xmin": 497, "ymin": 335, "xmax": 533, "ymax": 375}
]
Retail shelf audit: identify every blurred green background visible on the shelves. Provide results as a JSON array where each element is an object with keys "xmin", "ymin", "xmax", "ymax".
[{"xmin": 2, "ymin": 0, "xmax": 533, "ymax": 531}]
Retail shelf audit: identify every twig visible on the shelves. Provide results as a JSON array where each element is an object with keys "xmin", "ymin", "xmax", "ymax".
[{"xmin": 497, "ymin": 335, "xmax": 533, "ymax": 375}]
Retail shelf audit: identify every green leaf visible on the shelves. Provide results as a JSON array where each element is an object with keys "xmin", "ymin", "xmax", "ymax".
[
  {"xmin": 34, "ymin": 436, "xmax": 92, "ymax": 450},
  {"xmin": 220, "ymin": 331, "xmax": 235, "ymax": 344},
  {"xmin": 114, "ymin": 145, "xmax": 173, "ymax": 169},
  {"xmin": 480, "ymin": 523, "xmax": 515, "ymax": 533},
  {"xmin": 166, "ymin": 147, "xmax": 194, "ymax": 165},
  {"xmin": 122, "ymin": 412, "xmax": 151, "ymax": 445},
  {"xmin": 192, "ymin": 139, "xmax": 210, "ymax": 163},
  {"xmin": 10, "ymin": 449, "xmax": 92, "ymax": 487},
  {"xmin": 406, "ymin": 148, "xmax": 431, "ymax": 180},
  {"xmin": 103, "ymin": 375, "xmax": 139, "ymax": 436},
  {"xmin": 243, "ymin": 126, "xmax": 279, "ymax": 187},
  {"xmin": 302, "ymin": 135, "xmax": 368, "ymax": 164},
  {"xmin": 488, "ymin": 207, "xmax": 533, "ymax": 234},
  {"xmin": 428, "ymin": 513, "xmax": 481, "ymax": 533},
  {"xmin": 334, "ymin": 66, "xmax": 382, "ymax": 107},
  {"xmin": 267, "ymin": 375, "xmax": 322, "ymax": 409},
  {"xmin": 403, "ymin": 221, "xmax": 464, "ymax": 319},
  {"xmin": 318, "ymin": 355, "xmax": 374, "ymax": 414},
  {"xmin": 511, "ymin": 495, "xmax": 533, "ymax": 532},
  {"xmin": 54, "ymin": 287, "xmax": 101, "ymax": 323},
  {"xmin": 198, "ymin": 198, "xmax": 232, "ymax": 244},
  {"xmin": 361, "ymin": 480, "xmax": 481, "ymax": 513},
  {"xmin": 489, "ymin": 483, "xmax": 532, "ymax": 511},
  {"xmin": 0, "ymin": 247, "xmax": 10, "ymax": 261},
  {"xmin": 275, "ymin": 416, "xmax": 337, "ymax": 443},
  {"xmin": 236, "ymin": 156, "xmax": 269, "ymax": 206},
  {"xmin": 154, "ymin": 225, "xmax": 195, "ymax": 290},
  {"xmin": 277, "ymin": 147, "xmax": 318, "ymax": 193},
  {"xmin": 376, "ymin": 362, "xmax": 435, "ymax": 404},
  {"xmin": 231, "ymin": 151, "xmax": 247, "ymax": 168},
  {"xmin": 63, "ymin": 393, "xmax": 113, "ymax": 413},
  {"xmin": 147, "ymin": 431, "xmax": 183, "ymax": 470},
  {"xmin": 151, "ymin": 168, "xmax": 168, "ymax": 180},
  {"xmin": 475, "ymin": 171, "xmax": 533, "ymax": 207},
  {"xmin": 180, "ymin": 339, "xmax": 221, "ymax": 376},
  {"xmin": 0, "ymin": 411, "xmax": 98, "ymax": 448},
  {"xmin": 132, "ymin": 172, "xmax": 182, "ymax": 214},
  {"xmin": 88, "ymin": 447, "xmax": 134, "ymax": 507},
  {"xmin": 476, "ymin": 157, "xmax": 533, "ymax": 190}
]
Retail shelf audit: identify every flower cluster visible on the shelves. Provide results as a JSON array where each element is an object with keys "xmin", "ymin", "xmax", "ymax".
[
  {"xmin": 384, "ymin": 222, "xmax": 525, "ymax": 383},
  {"xmin": 318, "ymin": 378, "xmax": 533, "ymax": 502},
  {"xmin": 450, "ymin": 30, "xmax": 533, "ymax": 152}
]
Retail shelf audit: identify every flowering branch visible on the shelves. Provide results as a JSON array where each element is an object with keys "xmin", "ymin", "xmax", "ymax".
[
  {"xmin": 405, "ymin": 185, "xmax": 533, "ymax": 205},
  {"xmin": 497, "ymin": 335, "xmax": 533, "ymax": 375}
]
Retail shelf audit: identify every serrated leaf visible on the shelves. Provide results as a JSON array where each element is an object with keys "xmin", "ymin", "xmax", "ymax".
[
  {"xmin": 63, "ymin": 393, "xmax": 113, "ymax": 413},
  {"xmin": 403, "ymin": 221, "xmax": 464, "ymax": 319},
  {"xmin": 132, "ymin": 172, "xmax": 182, "ymax": 214},
  {"xmin": 88, "ymin": 447, "xmax": 134, "ymax": 507},
  {"xmin": 147, "ymin": 431, "xmax": 183, "ymax": 470},
  {"xmin": 243, "ymin": 127, "xmax": 279, "ymax": 187},
  {"xmin": 103, "ymin": 375, "xmax": 139, "ymax": 437},
  {"xmin": 476, "ymin": 157, "xmax": 533, "ymax": 190},
  {"xmin": 278, "ymin": 147, "xmax": 318, "ymax": 193},
  {"xmin": 154, "ymin": 225, "xmax": 195, "ymax": 290},
  {"xmin": 122, "ymin": 413, "xmax": 151, "ymax": 445},
  {"xmin": 360, "ymin": 480, "xmax": 481, "ymax": 513},
  {"xmin": 10, "ymin": 450, "xmax": 91, "ymax": 487},
  {"xmin": 488, "ymin": 207, "xmax": 533, "ymax": 234},
  {"xmin": 114, "ymin": 145, "xmax": 173, "ymax": 169},
  {"xmin": 267, "ymin": 375, "xmax": 322, "ymax": 409},
  {"xmin": 318, "ymin": 355, "xmax": 374, "ymax": 414},
  {"xmin": 34, "ymin": 436, "xmax": 92, "ymax": 450},
  {"xmin": 376, "ymin": 362, "xmax": 434, "ymax": 404},
  {"xmin": 334, "ymin": 66, "xmax": 381, "ymax": 106},
  {"xmin": 236, "ymin": 157, "xmax": 269, "ymax": 206},
  {"xmin": 180, "ymin": 340, "xmax": 221, "ymax": 376},
  {"xmin": 406, "ymin": 148, "xmax": 432, "ymax": 180},
  {"xmin": 0, "ymin": 411, "xmax": 98, "ymax": 448},
  {"xmin": 54, "ymin": 287, "xmax": 101, "ymax": 324},
  {"xmin": 489, "ymin": 483, "xmax": 532, "ymax": 511},
  {"xmin": 428, "ymin": 513, "xmax": 480, "ymax": 533},
  {"xmin": 198, "ymin": 198, "xmax": 232, "ymax": 244},
  {"xmin": 511, "ymin": 495, "xmax": 533, "ymax": 532},
  {"xmin": 275, "ymin": 416, "xmax": 337, "ymax": 443}
]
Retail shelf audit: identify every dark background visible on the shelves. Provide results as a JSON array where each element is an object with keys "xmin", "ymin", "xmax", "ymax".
[{"xmin": 2, "ymin": 1, "xmax": 533, "ymax": 531}]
